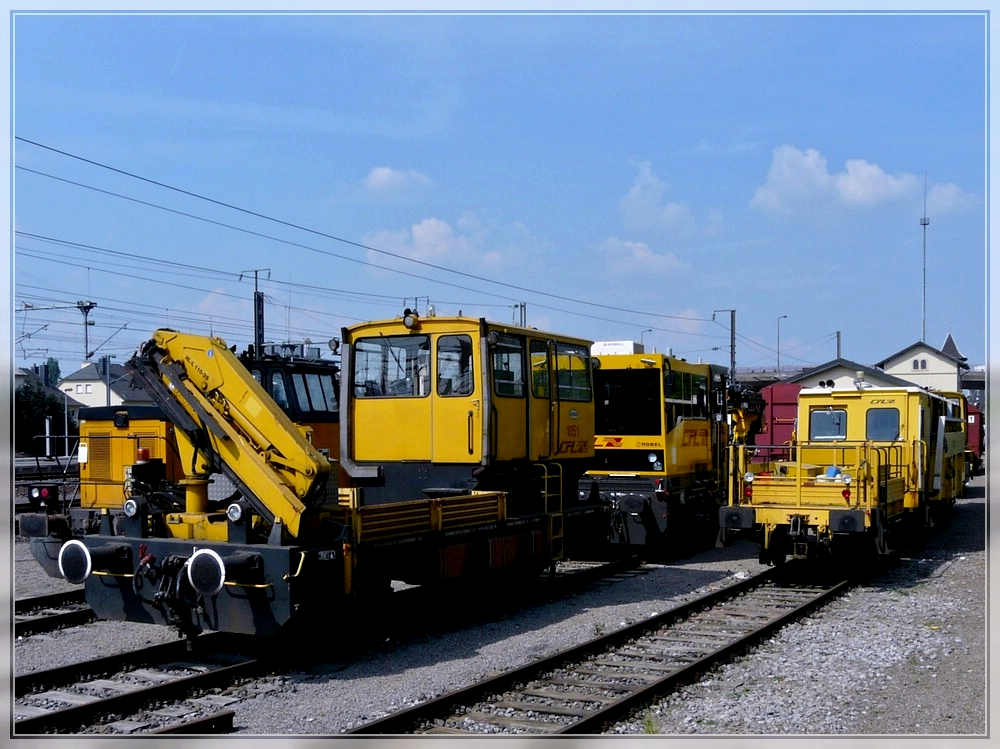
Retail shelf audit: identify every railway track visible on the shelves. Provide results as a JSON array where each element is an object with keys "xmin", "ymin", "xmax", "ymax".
[
  {"xmin": 15, "ymin": 591, "xmax": 94, "ymax": 637},
  {"xmin": 13, "ymin": 633, "xmax": 262, "ymax": 735},
  {"xmin": 12, "ymin": 555, "xmax": 646, "ymax": 734},
  {"xmin": 348, "ymin": 564, "xmax": 850, "ymax": 735}
]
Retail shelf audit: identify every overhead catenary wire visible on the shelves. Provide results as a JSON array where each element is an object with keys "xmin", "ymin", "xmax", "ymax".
[
  {"xmin": 15, "ymin": 137, "xmax": 823, "ymax": 370},
  {"xmin": 16, "ymin": 138, "xmax": 709, "ymax": 324},
  {"xmin": 16, "ymin": 231, "xmax": 719, "ymax": 344}
]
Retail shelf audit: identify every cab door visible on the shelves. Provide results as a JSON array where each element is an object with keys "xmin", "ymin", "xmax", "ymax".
[
  {"xmin": 527, "ymin": 338, "xmax": 555, "ymax": 460},
  {"xmin": 550, "ymin": 340, "xmax": 595, "ymax": 460},
  {"xmin": 351, "ymin": 333, "xmax": 432, "ymax": 461},
  {"xmin": 431, "ymin": 333, "xmax": 483, "ymax": 464},
  {"xmin": 488, "ymin": 332, "xmax": 528, "ymax": 462}
]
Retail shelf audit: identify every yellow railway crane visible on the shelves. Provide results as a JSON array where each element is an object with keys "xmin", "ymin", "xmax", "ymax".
[{"xmin": 22, "ymin": 313, "xmax": 610, "ymax": 639}]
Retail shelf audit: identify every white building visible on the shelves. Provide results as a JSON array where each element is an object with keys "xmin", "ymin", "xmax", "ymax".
[
  {"xmin": 874, "ymin": 334, "xmax": 970, "ymax": 393},
  {"xmin": 786, "ymin": 359, "xmax": 915, "ymax": 389},
  {"xmin": 57, "ymin": 360, "xmax": 155, "ymax": 408}
]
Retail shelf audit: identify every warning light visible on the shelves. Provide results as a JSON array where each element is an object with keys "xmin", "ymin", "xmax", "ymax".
[{"xmin": 27, "ymin": 484, "xmax": 59, "ymax": 510}]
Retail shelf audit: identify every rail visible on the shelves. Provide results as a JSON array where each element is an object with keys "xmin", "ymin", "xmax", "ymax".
[{"xmin": 348, "ymin": 565, "xmax": 850, "ymax": 734}]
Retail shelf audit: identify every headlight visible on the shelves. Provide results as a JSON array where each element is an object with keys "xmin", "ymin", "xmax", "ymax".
[
  {"xmin": 647, "ymin": 453, "xmax": 658, "ymax": 463},
  {"xmin": 226, "ymin": 502, "xmax": 245, "ymax": 524},
  {"xmin": 653, "ymin": 462, "xmax": 664, "ymax": 471},
  {"xmin": 123, "ymin": 498, "xmax": 139, "ymax": 518},
  {"xmin": 841, "ymin": 473, "xmax": 852, "ymax": 485},
  {"xmin": 403, "ymin": 310, "xmax": 420, "ymax": 329},
  {"xmin": 744, "ymin": 472, "xmax": 755, "ymax": 483}
]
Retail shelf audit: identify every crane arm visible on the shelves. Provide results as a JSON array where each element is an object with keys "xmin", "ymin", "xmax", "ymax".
[{"xmin": 126, "ymin": 329, "xmax": 333, "ymax": 539}]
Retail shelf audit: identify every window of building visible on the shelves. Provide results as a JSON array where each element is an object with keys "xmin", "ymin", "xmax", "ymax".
[
  {"xmin": 913, "ymin": 359, "xmax": 920, "ymax": 369},
  {"xmin": 75, "ymin": 384, "xmax": 83, "ymax": 393},
  {"xmin": 920, "ymin": 359, "xmax": 927, "ymax": 370},
  {"xmin": 85, "ymin": 384, "xmax": 93, "ymax": 394}
]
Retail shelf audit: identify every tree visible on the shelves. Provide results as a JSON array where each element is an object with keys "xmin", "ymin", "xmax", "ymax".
[
  {"xmin": 44, "ymin": 357, "xmax": 61, "ymax": 386},
  {"xmin": 14, "ymin": 382, "xmax": 78, "ymax": 456}
]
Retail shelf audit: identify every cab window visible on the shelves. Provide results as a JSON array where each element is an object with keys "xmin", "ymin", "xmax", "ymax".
[
  {"xmin": 866, "ymin": 408, "xmax": 900, "ymax": 441},
  {"xmin": 530, "ymin": 340, "xmax": 549, "ymax": 398},
  {"xmin": 555, "ymin": 342, "xmax": 591, "ymax": 401},
  {"xmin": 692, "ymin": 374, "xmax": 708, "ymax": 418},
  {"xmin": 353, "ymin": 335, "xmax": 431, "ymax": 397},
  {"xmin": 492, "ymin": 334, "xmax": 525, "ymax": 397},
  {"xmin": 809, "ymin": 408, "xmax": 847, "ymax": 440},
  {"xmin": 437, "ymin": 335, "xmax": 474, "ymax": 396},
  {"xmin": 293, "ymin": 371, "xmax": 338, "ymax": 412},
  {"xmin": 270, "ymin": 372, "xmax": 290, "ymax": 410}
]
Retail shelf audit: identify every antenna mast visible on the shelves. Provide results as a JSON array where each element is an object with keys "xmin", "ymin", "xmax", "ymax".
[
  {"xmin": 240, "ymin": 269, "xmax": 270, "ymax": 357},
  {"xmin": 920, "ymin": 173, "xmax": 930, "ymax": 342}
]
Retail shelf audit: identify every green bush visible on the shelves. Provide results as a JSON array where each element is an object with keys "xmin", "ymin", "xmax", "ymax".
[{"xmin": 14, "ymin": 382, "xmax": 78, "ymax": 456}]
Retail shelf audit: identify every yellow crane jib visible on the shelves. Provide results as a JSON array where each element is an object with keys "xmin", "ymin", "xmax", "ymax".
[{"xmin": 128, "ymin": 329, "xmax": 333, "ymax": 539}]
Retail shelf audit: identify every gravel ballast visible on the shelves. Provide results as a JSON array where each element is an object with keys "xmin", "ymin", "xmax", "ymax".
[{"xmin": 12, "ymin": 474, "xmax": 987, "ymax": 737}]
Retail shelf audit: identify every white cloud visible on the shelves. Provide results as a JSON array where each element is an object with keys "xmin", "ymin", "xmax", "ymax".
[
  {"xmin": 749, "ymin": 146, "xmax": 835, "ymax": 214},
  {"xmin": 670, "ymin": 306, "xmax": 706, "ymax": 336},
  {"xmin": 361, "ymin": 213, "xmax": 547, "ymax": 281},
  {"xmin": 410, "ymin": 217, "xmax": 470, "ymax": 259},
  {"xmin": 189, "ymin": 288, "xmax": 249, "ymax": 318},
  {"xmin": 362, "ymin": 166, "xmax": 431, "ymax": 193},
  {"xmin": 928, "ymin": 181, "xmax": 979, "ymax": 214},
  {"xmin": 364, "ymin": 217, "xmax": 471, "ymax": 267},
  {"xmin": 619, "ymin": 161, "xmax": 695, "ymax": 234},
  {"xmin": 750, "ymin": 145, "xmax": 977, "ymax": 216},
  {"xmin": 599, "ymin": 237, "xmax": 688, "ymax": 276},
  {"xmin": 835, "ymin": 158, "xmax": 918, "ymax": 206}
]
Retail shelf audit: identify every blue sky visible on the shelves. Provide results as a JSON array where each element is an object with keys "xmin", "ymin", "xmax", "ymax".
[{"xmin": 8, "ymin": 7, "xmax": 989, "ymax": 377}]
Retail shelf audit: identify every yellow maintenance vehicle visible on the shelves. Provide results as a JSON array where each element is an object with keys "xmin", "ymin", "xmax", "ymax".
[
  {"xmin": 23, "ymin": 312, "xmax": 610, "ymax": 638},
  {"xmin": 720, "ymin": 381, "xmax": 967, "ymax": 564},
  {"xmin": 338, "ymin": 311, "xmax": 607, "ymax": 578},
  {"xmin": 24, "ymin": 329, "xmax": 342, "ymax": 637},
  {"xmin": 66, "ymin": 340, "xmax": 341, "ymax": 518},
  {"xmin": 579, "ymin": 345, "xmax": 736, "ymax": 556}
]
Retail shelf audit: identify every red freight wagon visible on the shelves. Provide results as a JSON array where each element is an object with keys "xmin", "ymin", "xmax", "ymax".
[
  {"xmin": 756, "ymin": 382, "xmax": 802, "ymax": 460},
  {"xmin": 966, "ymin": 402, "xmax": 985, "ymax": 475}
]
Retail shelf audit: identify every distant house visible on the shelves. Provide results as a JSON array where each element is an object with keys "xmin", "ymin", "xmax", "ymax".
[
  {"xmin": 788, "ymin": 358, "xmax": 916, "ymax": 390},
  {"xmin": 14, "ymin": 367, "xmax": 34, "ymax": 391},
  {"xmin": 17, "ymin": 366, "xmax": 87, "ymax": 410},
  {"xmin": 57, "ymin": 361, "xmax": 155, "ymax": 408},
  {"xmin": 874, "ymin": 334, "xmax": 970, "ymax": 393},
  {"xmin": 756, "ymin": 360, "xmax": 916, "ymax": 447}
]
